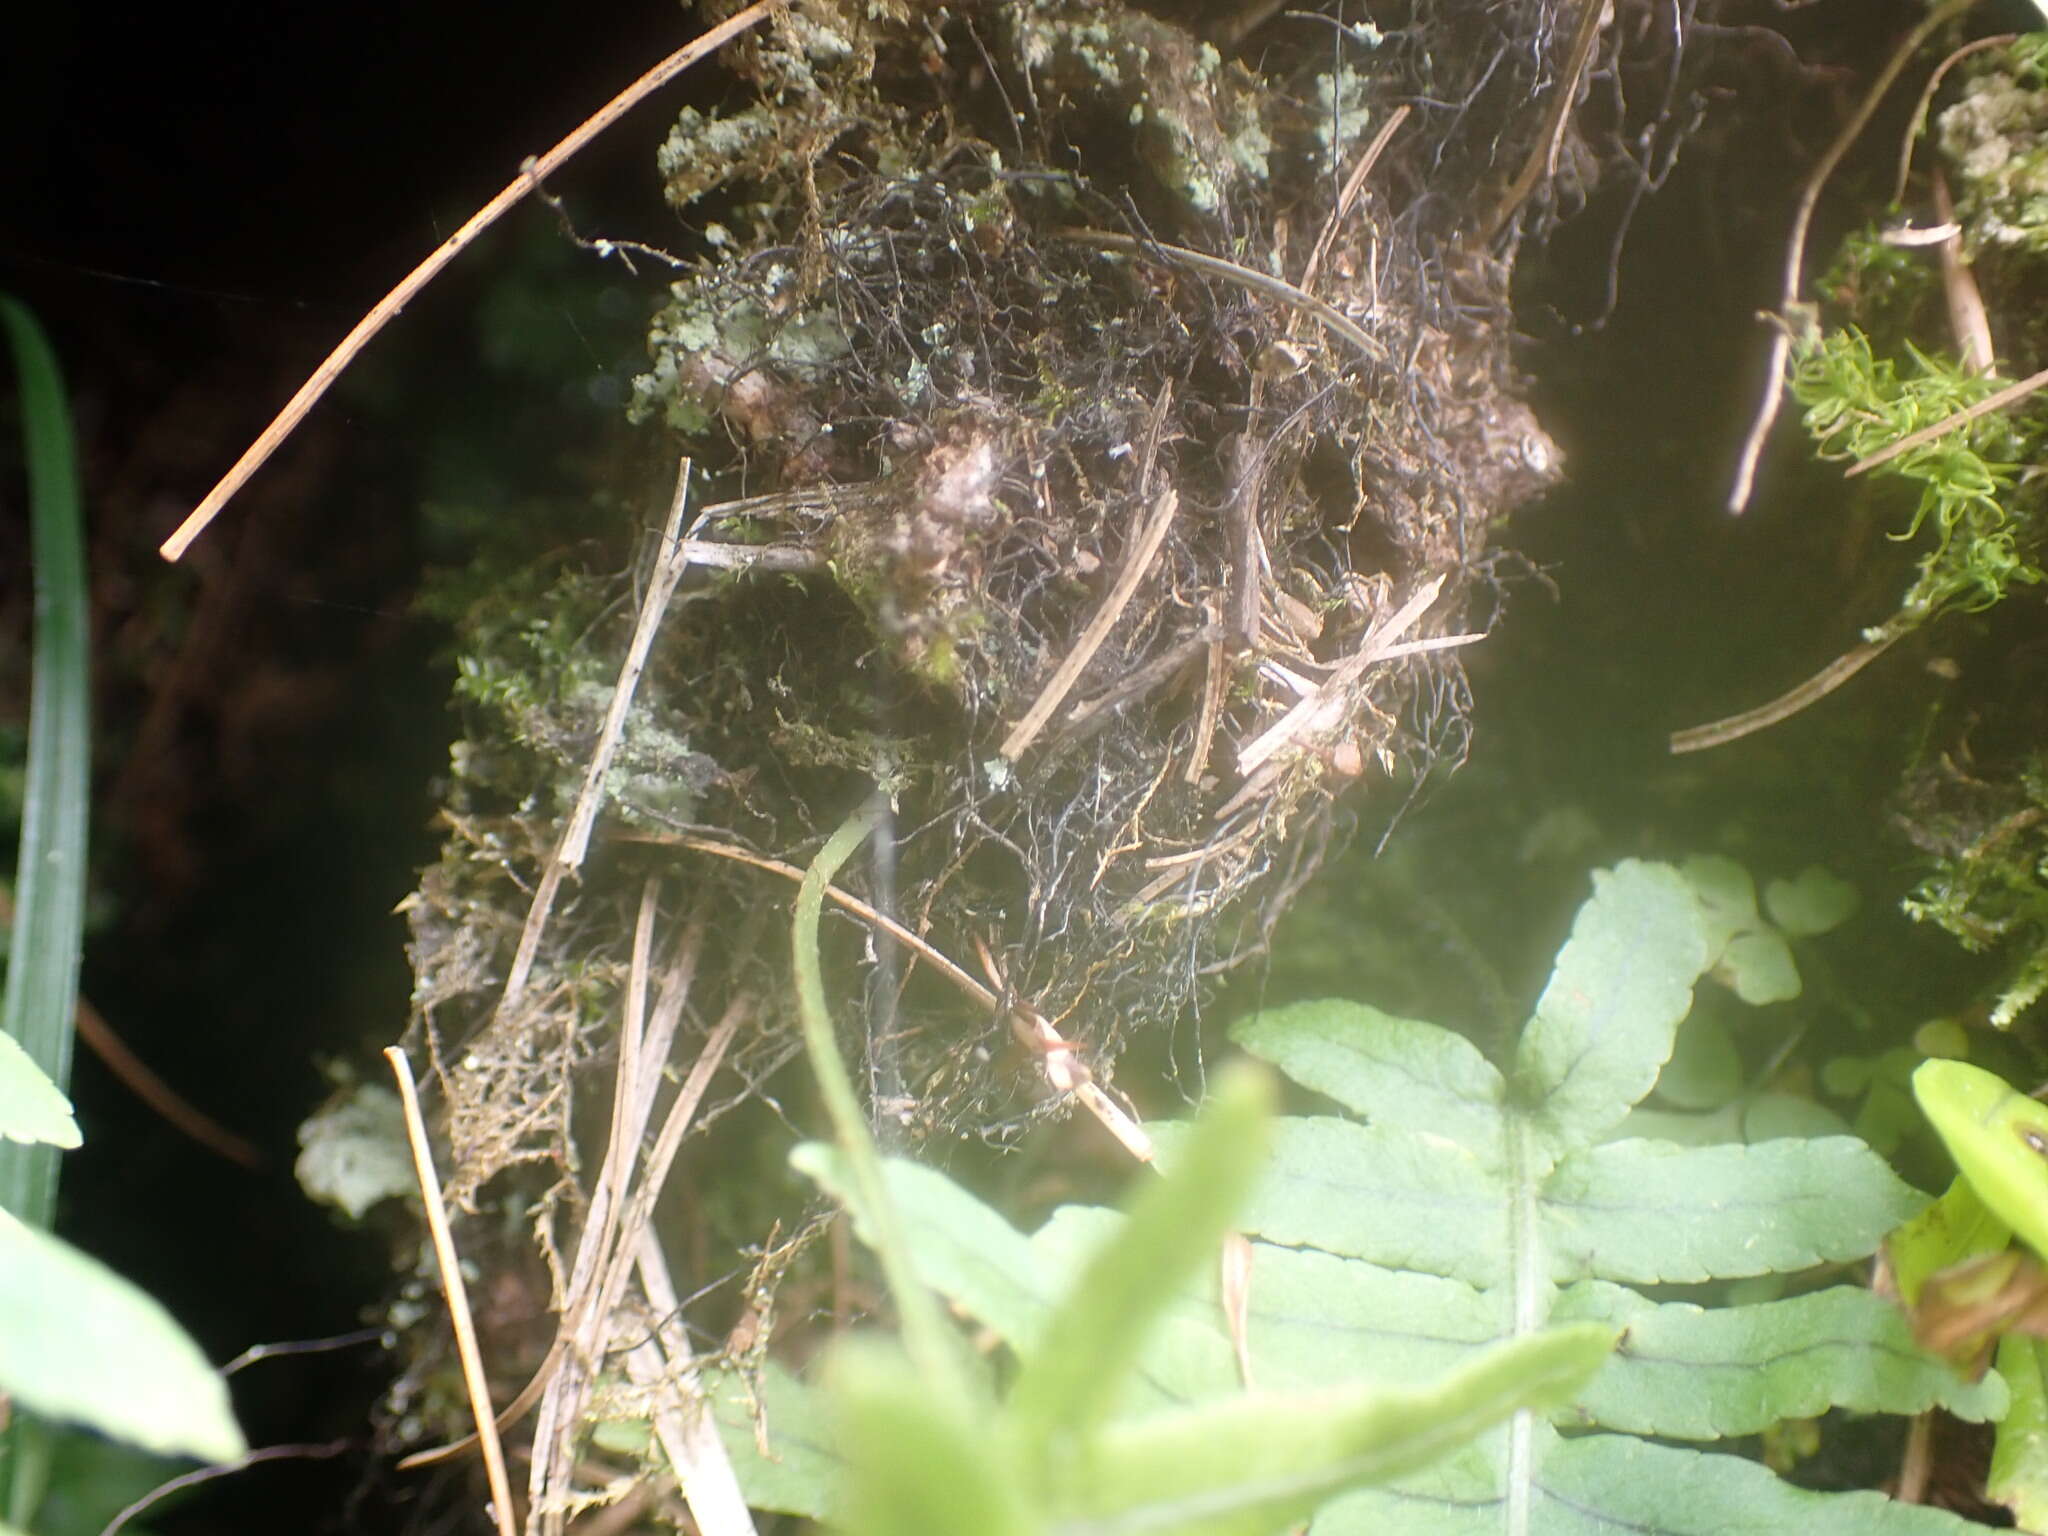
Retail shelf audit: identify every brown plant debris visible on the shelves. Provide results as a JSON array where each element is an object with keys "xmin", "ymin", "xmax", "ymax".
[{"xmin": 405, "ymin": 0, "xmax": 1583, "ymax": 1192}]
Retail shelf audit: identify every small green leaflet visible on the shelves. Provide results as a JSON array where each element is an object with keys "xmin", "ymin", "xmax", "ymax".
[
  {"xmin": 0, "ymin": 1031, "xmax": 80, "ymax": 1149},
  {"xmin": 1914, "ymin": 1059, "xmax": 2048, "ymax": 1264},
  {"xmin": 0, "ymin": 1207, "xmax": 244, "ymax": 1463}
]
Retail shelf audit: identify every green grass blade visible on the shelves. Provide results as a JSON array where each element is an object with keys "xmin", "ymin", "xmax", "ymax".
[
  {"xmin": 0, "ymin": 296, "xmax": 91, "ymax": 1230},
  {"xmin": 1007, "ymin": 1062, "xmax": 1272, "ymax": 1462},
  {"xmin": 792, "ymin": 792, "xmax": 971, "ymax": 1404}
]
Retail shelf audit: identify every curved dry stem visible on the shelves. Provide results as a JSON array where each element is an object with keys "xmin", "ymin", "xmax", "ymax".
[
  {"xmin": 1668, "ymin": 625, "xmax": 1905, "ymax": 754},
  {"xmin": 1725, "ymin": 0, "xmax": 1978, "ymax": 513}
]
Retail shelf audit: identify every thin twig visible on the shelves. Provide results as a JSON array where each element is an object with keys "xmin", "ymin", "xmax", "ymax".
[
  {"xmin": 643, "ymin": 834, "xmax": 995, "ymax": 1004},
  {"xmin": 1056, "ymin": 229, "xmax": 1385, "ymax": 363},
  {"xmin": 99, "ymin": 1441, "xmax": 353, "ymax": 1536},
  {"xmin": 74, "ymin": 994, "xmax": 261, "ymax": 1167},
  {"xmin": 1725, "ymin": 0, "xmax": 1977, "ymax": 513},
  {"xmin": 1848, "ymin": 359, "xmax": 2048, "ymax": 477},
  {"xmin": 0, "ymin": 889, "xmax": 260, "ymax": 1167},
  {"xmin": 158, "ymin": 0, "xmax": 778, "ymax": 561},
  {"xmin": 385, "ymin": 1046, "xmax": 519, "ymax": 1536},
  {"xmin": 1668, "ymin": 625, "xmax": 1905, "ymax": 754},
  {"xmin": 1001, "ymin": 487, "xmax": 1180, "ymax": 760}
]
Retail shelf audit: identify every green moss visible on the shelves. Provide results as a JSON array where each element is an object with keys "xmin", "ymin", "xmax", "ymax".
[
  {"xmin": 444, "ymin": 567, "xmax": 614, "ymax": 730},
  {"xmin": 1902, "ymin": 756, "xmax": 2048, "ymax": 1028},
  {"xmin": 1815, "ymin": 226, "xmax": 1939, "ymax": 347},
  {"xmin": 1789, "ymin": 326, "xmax": 2045, "ymax": 617}
]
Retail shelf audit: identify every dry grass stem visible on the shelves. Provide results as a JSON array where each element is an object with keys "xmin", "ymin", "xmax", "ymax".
[
  {"xmin": 1725, "ymin": 0, "xmax": 1978, "ymax": 513},
  {"xmin": 502, "ymin": 460, "xmax": 693, "ymax": 1013},
  {"xmin": 158, "ymin": 1, "xmax": 777, "ymax": 561},
  {"xmin": 1297, "ymin": 105, "xmax": 1409, "ymax": 300},
  {"xmin": 1001, "ymin": 486, "xmax": 1181, "ymax": 760},
  {"xmin": 1669, "ymin": 627, "xmax": 1904, "ymax": 754},
  {"xmin": 1056, "ymin": 229, "xmax": 1386, "ymax": 364},
  {"xmin": 561, "ymin": 458, "xmax": 695, "ymax": 870},
  {"xmin": 624, "ymin": 1229, "xmax": 756, "ymax": 1535},
  {"xmin": 1237, "ymin": 574, "xmax": 1447, "ymax": 776},
  {"xmin": 385, "ymin": 1046, "xmax": 520, "ymax": 1536}
]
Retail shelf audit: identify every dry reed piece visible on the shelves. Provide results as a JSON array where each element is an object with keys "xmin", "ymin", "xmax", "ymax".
[
  {"xmin": 624, "ymin": 1229, "xmax": 757, "ymax": 1536},
  {"xmin": 531, "ymin": 996, "xmax": 747, "ymax": 1534},
  {"xmin": 502, "ymin": 459, "xmax": 694, "ymax": 1014},
  {"xmin": 1236, "ymin": 574, "xmax": 1449, "ymax": 777},
  {"xmin": 525, "ymin": 896, "xmax": 698, "ymax": 1518},
  {"xmin": 1848, "ymin": 361, "xmax": 2048, "ymax": 478},
  {"xmin": 386, "ymin": 1046, "xmax": 520, "ymax": 1536}
]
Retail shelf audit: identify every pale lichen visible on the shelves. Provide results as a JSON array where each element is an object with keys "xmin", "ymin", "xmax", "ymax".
[{"xmin": 1940, "ymin": 38, "xmax": 2048, "ymax": 255}]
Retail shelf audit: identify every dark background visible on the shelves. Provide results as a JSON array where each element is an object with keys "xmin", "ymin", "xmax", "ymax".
[{"xmin": 2, "ymin": 2, "xmax": 707, "ymax": 1526}]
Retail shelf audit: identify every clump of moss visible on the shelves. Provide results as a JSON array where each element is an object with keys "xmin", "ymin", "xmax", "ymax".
[
  {"xmin": 1899, "ymin": 754, "xmax": 2048, "ymax": 1029},
  {"xmin": 1797, "ymin": 33, "xmax": 2048, "ymax": 1034},
  {"xmin": 1788, "ymin": 326, "xmax": 2044, "ymax": 619}
]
